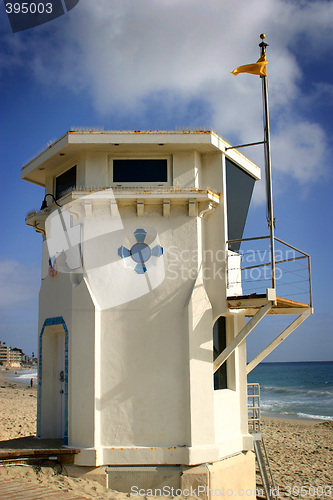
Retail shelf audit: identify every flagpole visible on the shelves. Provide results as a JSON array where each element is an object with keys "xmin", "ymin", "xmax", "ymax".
[{"xmin": 259, "ymin": 34, "xmax": 276, "ymax": 290}]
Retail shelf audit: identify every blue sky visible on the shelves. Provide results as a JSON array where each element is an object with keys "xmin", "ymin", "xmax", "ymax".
[{"xmin": 0, "ymin": 0, "xmax": 332, "ymax": 361}]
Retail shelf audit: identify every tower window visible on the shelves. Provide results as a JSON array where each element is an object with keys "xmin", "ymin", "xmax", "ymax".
[
  {"xmin": 112, "ymin": 159, "xmax": 168, "ymax": 184},
  {"xmin": 55, "ymin": 166, "xmax": 77, "ymax": 200},
  {"xmin": 213, "ymin": 316, "xmax": 227, "ymax": 390}
]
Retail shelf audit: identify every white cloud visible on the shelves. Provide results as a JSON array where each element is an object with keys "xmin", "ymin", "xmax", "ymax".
[
  {"xmin": 250, "ymin": 117, "xmax": 329, "ymax": 205},
  {"xmin": 1, "ymin": 0, "xmax": 332, "ymax": 202},
  {"xmin": 0, "ymin": 260, "xmax": 40, "ymax": 310},
  {"xmin": 272, "ymin": 119, "xmax": 329, "ymax": 183}
]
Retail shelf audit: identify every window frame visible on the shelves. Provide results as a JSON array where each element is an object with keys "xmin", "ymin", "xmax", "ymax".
[
  {"xmin": 54, "ymin": 165, "xmax": 77, "ymax": 200},
  {"xmin": 213, "ymin": 315, "xmax": 236, "ymax": 392},
  {"xmin": 108, "ymin": 155, "xmax": 172, "ymax": 187}
]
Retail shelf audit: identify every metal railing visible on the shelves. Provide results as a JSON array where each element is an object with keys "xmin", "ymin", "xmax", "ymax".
[
  {"xmin": 227, "ymin": 236, "xmax": 313, "ymax": 308},
  {"xmin": 248, "ymin": 383, "xmax": 261, "ymax": 433},
  {"xmin": 247, "ymin": 383, "xmax": 279, "ymax": 500}
]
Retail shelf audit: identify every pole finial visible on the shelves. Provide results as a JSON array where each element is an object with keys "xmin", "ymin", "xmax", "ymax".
[{"xmin": 259, "ymin": 33, "xmax": 268, "ymax": 53}]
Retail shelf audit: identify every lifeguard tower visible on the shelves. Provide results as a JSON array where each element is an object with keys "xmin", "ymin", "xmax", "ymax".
[{"xmin": 23, "ymin": 130, "xmax": 312, "ymax": 496}]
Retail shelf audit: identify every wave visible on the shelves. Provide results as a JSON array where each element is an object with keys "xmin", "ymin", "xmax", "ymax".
[
  {"xmin": 254, "ymin": 393, "xmax": 333, "ymax": 420},
  {"xmin": 248, "ymin": 362, "xmax": 333, "ymax": 421},
  {"xmin": 296, "ymin": 413, "xmax": 333, "ymax": 421},
  {"xmin": 261, "ymin": 386, "xmax": 333, "ymax": 398},
  {"xmin": 5, "ymin": 369, "xmax": 38, "ymax": 385},
  {"xmin": 259, "ymin": 406, "xmax": 333, "ymax": 421}
]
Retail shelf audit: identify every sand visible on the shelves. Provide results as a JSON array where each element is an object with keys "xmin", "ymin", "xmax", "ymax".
[
  {"xmin": 0, "ymin": 371, "xmax": 37, "ymax": 441},
  {"xmin": 260, "ymin": 417, "xmax": 332, "ymax": 496},
  {"xmin": 0, "ymin": 369, "xmax": 332, "ymax": 499}
]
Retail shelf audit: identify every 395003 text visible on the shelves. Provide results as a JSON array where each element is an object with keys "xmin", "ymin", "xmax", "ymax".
[
  {"xmin": 5, "ymin": 3, "xmax": 53, "ymax": 14},
  {"xmin": 283, "ymin": 486, "xmax": 331, "ymax": 497}
]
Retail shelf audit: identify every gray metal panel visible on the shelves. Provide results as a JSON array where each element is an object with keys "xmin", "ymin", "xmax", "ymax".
[{"xmin": 226, "ymin": 159, "xmax": 255, "ymax": 252}]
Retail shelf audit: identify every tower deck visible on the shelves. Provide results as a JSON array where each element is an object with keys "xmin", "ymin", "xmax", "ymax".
[{"xmin": 227, "ymin": 294, "xmax": 310, "ymax": 317}]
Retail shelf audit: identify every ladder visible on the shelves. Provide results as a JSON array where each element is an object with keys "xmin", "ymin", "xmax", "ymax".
[{"xmin": 247, "ymin": 383, "xmax": 278, "ymax": 500}]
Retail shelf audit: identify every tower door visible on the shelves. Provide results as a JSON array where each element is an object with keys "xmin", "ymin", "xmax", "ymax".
[
  {"xmin": 39, "ymin": 321, "xmax": 68, "ymax": 441},
  {"xmin": 56, "ymin": 333, "xmax": 65, "ymax": 438}
]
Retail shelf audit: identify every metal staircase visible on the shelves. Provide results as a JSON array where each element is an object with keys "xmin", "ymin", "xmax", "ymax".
[{"xmin": 247, "ymin": 384, "xmax": 279, "ymax": 500}]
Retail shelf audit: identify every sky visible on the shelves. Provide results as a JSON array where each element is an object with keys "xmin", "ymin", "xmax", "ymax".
[{"xmin": 0, "ymin": 0, "xmax": 332, "ymax": 362}]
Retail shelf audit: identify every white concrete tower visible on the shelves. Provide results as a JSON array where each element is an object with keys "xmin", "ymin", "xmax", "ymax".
[{"xmin": 23, "ymin": 130, "xmax": 263, "ymax": 496}]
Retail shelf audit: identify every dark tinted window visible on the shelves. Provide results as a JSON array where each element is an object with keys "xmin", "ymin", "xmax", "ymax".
[
  {"xmin": 56, "ymin": 166, "xmax": 77, "ymax": 200},
  {"xmin": 113, "ymin": 159, "xmax": 168, "ymax": 183},
  {"xmin": 213, "ymin": 316, "xmax": 227, "ymax": 390},
  {"xmin": 226, "ymin": 159, "xmax": 255, "ymax": 252}
]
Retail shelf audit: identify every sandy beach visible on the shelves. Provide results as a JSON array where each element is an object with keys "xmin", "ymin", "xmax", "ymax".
[
  {"xmin": 0, "ymin": 369, "xmax": 332, "ymax": 499},
  {"xmin": 0, "ymin": 370, "xmax": 37, "ymax": 441},
  {"xmin": 260, "ymin": 417, "xmax": 332, "ymax": 495}
]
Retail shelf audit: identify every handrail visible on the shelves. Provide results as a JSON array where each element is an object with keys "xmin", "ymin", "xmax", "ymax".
[
  {"xmin": 241, "ymin": 255, "xmax": 307, "ymax": 271},
  {"xmin": 228, "ymin": 235, "xmax": 310, "ymax": 258},
  {"xmin": 226, "ymin": 235, "xmax": 313, "ymax": 308},
  {"xmin": 227, "ymin": 235, "xmax": 270, "ymax": 244},
  {"xmin": 307, "ymin": 255, "xmax": 313, "ymax": 309},
  {"xmin": 274, "ymin": 236, "xmax": 310, "ymax": 258}
]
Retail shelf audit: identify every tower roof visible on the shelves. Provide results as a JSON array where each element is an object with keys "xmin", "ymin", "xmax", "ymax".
[{"xmin": 21, "ymin": 130, "xmax": 260, "ymax": 186}]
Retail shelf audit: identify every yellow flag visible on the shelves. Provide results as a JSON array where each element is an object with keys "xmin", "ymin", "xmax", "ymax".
[{"xmin": 232, "ymin": 53, "xmax": 268, "ymax": 77}]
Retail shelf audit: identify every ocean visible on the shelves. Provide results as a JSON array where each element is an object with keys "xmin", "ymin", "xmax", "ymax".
[
  {"xmin": 5, "ymin": 368, "xmax": 38, "ymax": 386},
  {"xmin": 247, "ymin": 361, "xmax": 333, "ymax": 421},
  {"xmin": 5, "ymin": 362, "xmax": 333, "ymax": 421}
]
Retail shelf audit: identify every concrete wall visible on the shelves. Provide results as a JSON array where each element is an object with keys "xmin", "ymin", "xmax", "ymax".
[
  {"xmin": 201, "ymin": 153, "xmax": 229, "ymax": 318},
  {"xmin": 38, "ymin": 146, "xmax": 253, "ymax": 468},
  {"xmin": 214, "ymin": 313, "xmax": 248, "ymax": 457},
  {"xmin": 173, "ymin": 151, "xmax": 202, "ymax": 189},
  {"xmin": 70, "ymin": 281, "xmax": 97, "ymax": 448},
  {"xmin": 38, "ymin": 268, "xmax": 97, "ymax": 446},
  {"xmin": 181, "ymin": 451, "xmax": 256, "ymax": 500},
  {"xmin": 84, "ymin": 153, "xmax": 108, "ymax": 188},
  {"xmin": 97, "ymin": 205, "xmax": 211, "ymax": 451}
]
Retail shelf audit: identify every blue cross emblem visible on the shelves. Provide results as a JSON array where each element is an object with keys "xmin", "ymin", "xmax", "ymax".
[{"xmin": 118, "ymin": 229, "xmax": 163, "ymax": 274}]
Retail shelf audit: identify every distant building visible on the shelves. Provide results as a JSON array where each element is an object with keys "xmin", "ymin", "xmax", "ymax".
[
  {"xmin": 0, "ymin": 342, "xmax": 22, "ymax": 367},
  {"xmin": 0, "ymin": 342, "xmax": 8, "ymax": 365},
  {"xmin": 21, "ymin": 353, "xmax": 30, "ymax": 364}
]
